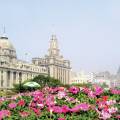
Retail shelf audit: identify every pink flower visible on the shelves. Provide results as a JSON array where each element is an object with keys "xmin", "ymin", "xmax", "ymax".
[
  {"xmin": 88, "ymin": 91, "xmax": 96, "ymax": 98},
  {"xmin": 83, "ymin": 87, "xmax": 90, "ymax": 94},
  {"xmin": 32, "ymin": 108, "xmax": 41, "ymax": 116},
  {"xmin": 106, "ymin": 100, "xmax": 116, "ymax": 106},
  {"xmin": 110, "ymin": 89, "xmax": 120, "ymax": 95},
  {"xmin": 58, "ymin": 87, "xmax": 65, "ymax": 91},
  {"xmin": 108, "ymin": 107, "xmax": 118, "ymax": 114},
  {"xmin": 69, "ymin": 86, "xmax": 79, "ymax": 94},
  {"xmin": 18, "ymin": 99, "xmax": 25, "ymax": 106},
  {"xmin": 37, "ymin": 103, "xmax": 44, "ymax": 108},
  {"xmin": 8, "ymin": 103, "xmax": 17, "ymax": 109},
  {"xmin": 52, "ymin": 106, "xmax": 62, "ymax": 113},
  {"xmin": 57, "ymin": 91, "xmax": 66, "ymax": 99},
  {"xmin": 29, "ymin": 102, "xmax": 36, "ymax": 107},
  {"xmin": 78, "ymin": 103, "xmax": 90, "ymax": 111},
  {"xmin": 46, "ymin": 95, "xmax": 55, "ymax": 106},
  {"xmin": 100, "ymin": 110, "xmax": 111, "ymax": 120},
  {"xmin": 32, "ymin": 91, "xmax": 44, "ymax": 98},
  {"xmin": 98, "ymin": 101, "xmax": 106, "ymax": 109},
  {"xmin": 61, "ymin": 105, "xmax": 70, "ymax": 113},
  {"xmin": 19, "ymin": 111, "xmax": 30, "ymax": 118},
  {"xmin": 94, "ymin": 86, "xmax": 103, "ymax": 95},
  {"xmin": 0, "ymin": 110, "xmax": 11, "ymax": 119},
  {"xmin": 58, "ymin": 118, "xmax": 65, "ymax": 120},
  {"xmin": 116, "ymin": 115, "xmax": 120, "ymax": 119},
  {"xmin": 71, "ymin": 103, "xmax": 90, "ymax": 112},
  {"xmin": 70, "ymin": 105, "xmax": 80, "ymax": 113}
]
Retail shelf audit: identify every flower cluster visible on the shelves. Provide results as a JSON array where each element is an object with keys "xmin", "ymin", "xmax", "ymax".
[{"xmin": 0, "ymin": 84, "xmax": 119, "ymax": 120}]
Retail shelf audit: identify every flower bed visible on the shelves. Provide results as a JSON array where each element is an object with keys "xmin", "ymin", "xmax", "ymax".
[{"xmin": 0, "ymin": 85, "xmax": 120, "ymax": 120}]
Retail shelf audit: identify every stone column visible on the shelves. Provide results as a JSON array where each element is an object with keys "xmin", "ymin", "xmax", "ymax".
[
  {"xmin": 3, "ymin": 70, "xmax": 7, "ymax": 89},
  {"xmin": 16, "ymin": 72, "xmax": 19, "ymax": 84},
  {"xmin": 0, "ymin": 70, "xmax": 1, "ymax": 88},
  {"xmin": 22, "ymin": 72, "xmax": 26, "ymax": 82},
  {"xmin": 10, "ymin": 71, "xmax": 13, "ymax": 88}
]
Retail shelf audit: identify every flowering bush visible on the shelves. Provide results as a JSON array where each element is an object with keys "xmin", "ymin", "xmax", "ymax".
[{"xmin": 0, "ymin": 85, "xmax": 120, "ymax": 120}]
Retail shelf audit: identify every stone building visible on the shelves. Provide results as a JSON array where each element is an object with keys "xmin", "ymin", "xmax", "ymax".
[
  {"xmin": 0, "ymin": 35, "xmax": 47, "ymax": 89},
  {"xmin": 32, "ymin": 35, "xmax": 71, "ymax": 84}
]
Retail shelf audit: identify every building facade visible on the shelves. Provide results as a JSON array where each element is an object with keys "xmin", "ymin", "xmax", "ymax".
[
  {"xmin": 93, "ymin": 71, "xmax": 120, "ymax": 88},
  {"xmin": 70, "ymin": 71, "xmax": 94, "ymax": 84},
  {"xmin": 32, "ymin": 35, "xmax": 71, "ymax": 84},
  {"xmin": 0, "ymin": 35, "xmax": 47, "ymax": 89}
]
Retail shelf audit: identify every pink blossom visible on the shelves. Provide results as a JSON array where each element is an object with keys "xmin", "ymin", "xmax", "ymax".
[
  {"xmin": 18, "ymin": 99, "xmax": 25, "ymax": 106},
  {"xmin": 32, "ymin": 108, "xmax": 41, "ymax": 116},
  {"xmin": 108, "ymin": 107, "xmax": 118, "ymax": 114},
  {"xmin": 29, "ymin": 101, "xmax": 36, "ymax": 107},
  {"xmin": 8, "ymin": 103, "xmax": 17, "ymax": 109},
  {"xmin": 47, "ymin": 107, "xmax": 53, "ymax": 114},
  {"xmin": 61, "ymin": 105, "xmax": 70, "ymax": 113},
  {"xmin": 52, "ymin": 106, "xmax": 62, "ymax": 113},
  {"xmin": 70, "ymin": 105, "xmax": 80, "ymax": 112},
  {"xmin": 69, "ymin": 97, "xmax": 75, "ymax": 101},
  {"xmin": 83, "ymin": 87, "xmax": 90, "ymax": 94},
  {"xmin": 46, "ymin": 95, "xmax": 55, "ymax": 106},
  {"xmin": 106, "ymin": 100, "xmax": 116, "ymax": 106},
  {"xmin": 110, "ymin": 89, "xmax": 120, "ymax": 95},
  {"xmin": 71, "ymin": 103, "xmax": 90, "ymax": 112},
  {"xmin": 78, "ymin": 103, "xmax": 90, "ymax": 111},
  {"xmin": 88, "ymin": 91, "xmax": 96, "ymax": 98},
  {"xmin": 94, "ymin": 85, "xmax": 104, "ymax": 95},
  {"xmin": 65, "ymin": 97, "xmax": 75, "ymax": 102},
  {"xmin": 37, "ymin": 103, "xmax": 44, "ymax": 108},
  {"xmin": 58, "ymin": 118, "xmax": 65, "ymax": 120},
  {"xmin": 69, "ymin": 86, "xmax": 79, "ymax": 94},
  {"xmin": 0, "ymin": 110, "xmax": 11, "ymax": 119},
  {"xmin": 116, "ymin": 115, "xmax": 120, "ymax": 119},
  {"xmin": 19, "ymin": 111, "xmax": 30, "ymax": 118},
  {"xmin": 32, "ymin": 91, "xmax": 44, "ymax": 98},
  {"xmin": 100, "ymin": 110, "xmax": 111, "ymax": 120},
  {"xmin": 98, "ymin": 101, "xmax": 106, "ymax": 109},
  {"xmin": 58, "ymin": 87, "xmax": 65, "ymax": 91},
  {"xmin": 57, "ymin": 91, "xmax": 66, "ymax": 99}
]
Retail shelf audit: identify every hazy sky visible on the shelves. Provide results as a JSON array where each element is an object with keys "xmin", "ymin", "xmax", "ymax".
[{"xmin": 0, "ymin": 0, "xmax": 120, "ymax": 73}]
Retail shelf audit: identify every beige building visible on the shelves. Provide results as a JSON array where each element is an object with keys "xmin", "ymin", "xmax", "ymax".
[
  {"xmin": 0, "ymin": 35, "xmax": 47, "ymax": 89},
  {"xmin": 32, "ymin": 35, "xmax": 71, "ymax": 84}
]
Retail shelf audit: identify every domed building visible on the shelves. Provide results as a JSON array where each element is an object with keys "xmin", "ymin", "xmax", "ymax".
[
  {"xmin": 0, "ymin": 36, "xmax": 17, "ymax": 64},
  {"xmin": 0, "ymin": 35, "xmax": 47, "ymax": 89}
]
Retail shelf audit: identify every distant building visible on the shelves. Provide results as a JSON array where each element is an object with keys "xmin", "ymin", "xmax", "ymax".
[
  {"xmin": 94, "ymin": 71, "xmax": 120, "ymax": 88},
  {"xmin": 70, "ymin": 71, "xmax": 94, "ymax": 84},
  {"xmin": 0, "ymin": 35, "xmax": 47, "ymax": 89},
  {"xmin": 32, "ymin": 35, "xmax": 71, "ymax": 84}
]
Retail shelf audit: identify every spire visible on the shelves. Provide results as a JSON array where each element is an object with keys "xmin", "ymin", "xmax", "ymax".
[
  {"xmin": 50, "ymin": 34, "xmax": 58, "ymax": 49},
  {"xmin": 0, "ymin": 25, "xmax": 8, "ymax": 39},
  {"xmin": 48, "ymin": 34, "xmax": 60, "ymax": 56}
]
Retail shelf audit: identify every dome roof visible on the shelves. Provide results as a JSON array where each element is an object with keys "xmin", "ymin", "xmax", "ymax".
[{"xmin": 0, "ymin": 36, "xmax": 15, "ymax": 50}]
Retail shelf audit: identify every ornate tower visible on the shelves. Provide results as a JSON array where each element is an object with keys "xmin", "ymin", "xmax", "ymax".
[
  {"xmin": 48, "ymin": 35, "xmax": 60, "ymax": 56},
  {"xmin": 32, "ymin": 34, "xmax": 71, "ymax": 84}
]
